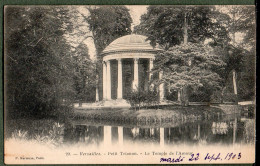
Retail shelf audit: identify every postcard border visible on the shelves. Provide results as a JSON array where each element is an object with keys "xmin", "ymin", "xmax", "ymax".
[{"xmin": 1, "ymin": 0, "xmax": 256, "ymax": 165}]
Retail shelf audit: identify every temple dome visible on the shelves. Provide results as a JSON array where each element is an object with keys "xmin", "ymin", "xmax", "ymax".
[{"xmin": 102, "ymin": 34, "xmax": 159, "ymax": 55}]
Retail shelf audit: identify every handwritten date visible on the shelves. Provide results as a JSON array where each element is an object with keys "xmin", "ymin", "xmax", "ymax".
[{"xmin": 160, "ymin": 152, "xmax": 241, "ymax": 163}]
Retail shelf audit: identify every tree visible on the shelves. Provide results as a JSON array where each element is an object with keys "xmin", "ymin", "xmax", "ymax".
[
  {"xmin": 216, "ymin": 6, "xmax": 256, "ymax": 101},
  {"xmin": 224, "ymin": 6, "xmax": 256, "ymax": 50},
  {"xmin": 135, "ymin": 6, "xmax": 229, "ymax": 105},
  {"xmin": 87, "ymin": 6, "xmax": 132, "ymax": 57},
  {"xmin": 229, "ymin": 6, "xmax": 255, "ymax": 101},
  {"xmin": 134, "ymin": 6, "xmax": 229, "ymax": 49},
  {"xmin": 5, "ymin": 6, "xmax": 77, "ymax": 117},
  {"xmin": 73, "ymin": 43, "xmax": 96, "ymax": 105},
  {"xmin": 152, "ymin": 43, "xmax": 225, "ymax": 106}
]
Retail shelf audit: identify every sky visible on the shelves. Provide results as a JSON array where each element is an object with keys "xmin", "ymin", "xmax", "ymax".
[
  {"xmin": 82, "ymin": 5, "xmax": 148, "ymax": 60},
  {"xmin": 127, "ymin": 5, "xmax": 148, "ymax": 30}
]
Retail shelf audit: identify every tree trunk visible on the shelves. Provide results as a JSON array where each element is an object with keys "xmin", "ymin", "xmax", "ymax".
[
  {"xmin": 183, "ymin": 9, "xmax": 188, "ymax": 44},
  {"xmin": 180, "ymin": 86, "xmax": 189, "ymax": 106},
  {"xmin": 96, "ymin": 86, "xmax": 99, "ymax": 102},
  {"xmin": 180, "ymin": 8, "xmax": 189, "ymax": 107},
  {"xmin": 231, "ymin": 9, "xmax": 238, "ymax": 104},
  {"xmin": 177, "ymin": 90, "xmax": 181, "ymax": 102},
  {"xmin": 232, "ymin": 70, "xmax": 237, "ymax": 95},
  {"xmin": 232, "ymin": 70, "xmax": 238, "ymax": 104},
  {"xmin": 96, "ymin": 74, "xmax": 99, "ymax": 102}
]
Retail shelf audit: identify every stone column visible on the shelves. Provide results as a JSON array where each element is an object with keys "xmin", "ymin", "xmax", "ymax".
[
  {"xmin": 117, "ymin": 59, "xmax": 123, "ymax": 99},
  {"xmin": 159, "ymin": 71, "xmax": 165, "ymax": 101},
  {"xmin": 149, "ymin": 58, "xmax": 154, "ymax": 80},
  {"xmin": 133, "ymin": 58, "xmax": 139, "ymax": 90},
  {"xmin": 102, "ymin": 61, "xmax": 107, "ymax": 100},
  {"xmin": 106, "ymin": 60, "xmax": 111, "ymax": 100}
]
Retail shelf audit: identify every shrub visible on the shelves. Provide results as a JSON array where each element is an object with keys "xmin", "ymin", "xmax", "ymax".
[
  {"xmin": 11, "ymin": 130, "xmax": 28, "ymax": 140},
  {"xmin": 10, "ymin": 121, "xmax": 65, "ymax": 147},
  {"xmin": 125, "ymin": 89, "xmax": 158, "ymax": 110},
  {"xmin": 189, "ymin": 91, "xmax": 211, "ymax": 102},
  {"xmin": 210, "ymin": 91, "xmax": 222, "ymax": 103},
  {"xmin": 34, "ymin": 122, "xmax": 64, "ymax": 146},
  {"xmin": 222, "ymin": 93, "xmax": 237, "ymax": 102}
]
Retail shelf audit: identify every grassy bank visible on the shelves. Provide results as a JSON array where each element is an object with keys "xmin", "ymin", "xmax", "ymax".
[{"xmin": 72, "ymin": 105, "xmax": 227, "ymax": 124}]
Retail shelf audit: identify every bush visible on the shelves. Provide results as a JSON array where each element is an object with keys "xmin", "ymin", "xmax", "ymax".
[
  {"xmin": 125, "ymin": 89, "xmax": 158, "ymax": 110},
  {"xmin": 222, "ymin": 93, "xmax": 237, "ymax": 102},
  {"xmin": 12, "ymin": 130, "xmax": 28, "ymax": 140},
  {"xmin": 189, "ymin": 91, "xmax": 211, "ymax": 102},
  {"xmin": 9, "ymin": 120, "xmax": 65, "ymax": 147},
  {"xmin": 210, "ymin": 91, "xmax": 222, "ymax": 103}
]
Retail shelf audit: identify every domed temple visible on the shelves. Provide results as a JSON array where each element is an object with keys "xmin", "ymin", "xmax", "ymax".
[{"xmin": 101, "ymin": 34, "xmax": 165, "ymax": 102}]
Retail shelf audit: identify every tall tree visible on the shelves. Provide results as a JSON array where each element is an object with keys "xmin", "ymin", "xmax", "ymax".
[
  {"xmin": 87, "ymin": 6, "xmax": 132, "ymax": 57},
  {"xmin": 213, "ymin": 6, "xmax": 256, "ymax": 101},
  {"xmin": 73, "ymin": 43, "xmax": 96, "ymax": 105},
  {"xmin": 134, "ymin": 6, "xmax": 229, "ymax": 49},
  {"xmin": 224, "ymin": 6, "xmax": 256, "ymax": 49},
  {"xmin": 5, "ymin": 6, "xmax": 77, "ymax": 117},
  {"xmin": 226, "ymin": 6, "xmax": 256, "ymax": 101}
]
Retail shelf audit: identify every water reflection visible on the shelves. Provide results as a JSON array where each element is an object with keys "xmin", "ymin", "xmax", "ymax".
[
  {"xmin": 64, "ymin": 116, "xmax": 253, "ymax": 147},
  {"xmin": 63, "ymin": 125, "xmax": 104, "ymax": 146}
]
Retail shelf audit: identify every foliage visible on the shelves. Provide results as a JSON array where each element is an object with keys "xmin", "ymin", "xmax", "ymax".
[
  {"xmin": 213, "ymin": 45, "xmax": 244, "ymax": 78},
  {"xmin": 216, "ymin": 6, "xmax": 256, "ymax": 101},
  {"xmin": 87, "ymin": 6, "xmax": 132, "ymax": 57},
  {"xmin": 189, "ymin": 88, "xmax": 211, "ymax": 102},
  {"xmin": 210, "ymin": 91, "xmax": 223, "ymax": 103},
  {"xmin": 152, "ymin": 43, "xmax": 225, "ymax": 90},
  {"xmin": 12, "ymin": 130, "xmax": 28, "ymax": 140},
  {"xmin": 125, "ymin": 89, "xmax": 159, "ymax": 110},
  {"xmin": 134, "ymin": 6, "xmax": 229, "ymax": 49},
  {"xmin": 210, "ymin": 90, "xmax": 238, "ymax": 103},
  {"xmin": 135, "ymin": 5, "xmax": 255, "ymax": 102},
  {"xmin": 72, "ymin": 43, "xmax": 96, "ymax": 103},
  {"xmin": 151, "ymin": 43, "xmax": 225, "ymax": 105},
  {"xmin": 5, "ymin": 6, "xmax": 96, "ymax": 117},
  {"xmin": 212, "ymin": 45, "xmax": 254, "ymax": 101},
  {"xmin": 134, "ymin": 6, "xmax": 231, "ymax": 105},
  {"xmin": 224, "ymin": 6, "xmax": 256, "ymax": 50},
  {"xmin": 222, "ymin": 93, "xmax": 237, "ymax": 103},
  {"xmin": 10, "ymin": 121, "xmax": 64, "ymax": 146},
  {"xmin": 34, "ymin": 122, "xmax": 64, "ymax": 146},
  {"xmin": 229, "ymin": 6, "xmax": 256, "ymax": 101}
]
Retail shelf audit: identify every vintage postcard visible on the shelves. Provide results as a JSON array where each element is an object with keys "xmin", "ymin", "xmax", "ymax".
[{"xmin": 4, "ymin": 5, "xmax": 255, "ymax": 164}]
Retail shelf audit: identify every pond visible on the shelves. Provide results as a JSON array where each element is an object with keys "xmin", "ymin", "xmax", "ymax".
[
  {"xmin": 4, "ymin": 109, "xmax": 255, "ymax": 164},
  {"xmin": 64, "ymin": 116, "xmax": 254, "ymax": 147},
  {"xmin": 5, "ymin": 112, "xmax": 254, "ymax": 148}
]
